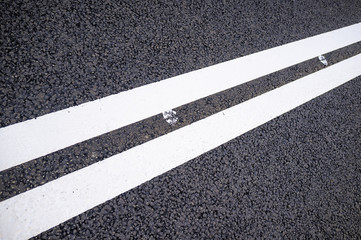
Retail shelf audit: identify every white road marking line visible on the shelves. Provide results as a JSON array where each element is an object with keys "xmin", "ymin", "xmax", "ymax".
[
  {"xmin": 1, "ymin": 53, "xmax": 360, "ymax": 240},
  {"xmin": 0, "ymin": 23, "xmax": 361, "ymax": 172}
]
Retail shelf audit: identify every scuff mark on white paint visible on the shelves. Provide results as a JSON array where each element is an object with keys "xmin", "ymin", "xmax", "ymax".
[{"xmin": 162, "ymin": 110, "xmax": 178, "ymax": 125}]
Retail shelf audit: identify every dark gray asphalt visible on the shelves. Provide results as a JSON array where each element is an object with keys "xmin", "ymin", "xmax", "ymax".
[
  {"xmin": 34, "ymin": 77, "xmax": 361, "ymax": 239},
  {"xmin": 1, "ymin": 0, "xmax": 361, "ymax": 127},
  {"xmin": 1, "ymin": 0, "xmax": 361, "ymax": 239},
  {"xmin": 1, "ymin": 41, "xmax": 360, "ymax": 201}
]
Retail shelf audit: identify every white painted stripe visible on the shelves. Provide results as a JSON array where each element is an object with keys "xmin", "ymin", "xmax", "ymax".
[
  {"xmin": 1, "ymin": 54, "xmax": 360, "ymax": 240},
  {"xmin": 1, "ymin": 23, "xmax": 361, "ymax": 172}
]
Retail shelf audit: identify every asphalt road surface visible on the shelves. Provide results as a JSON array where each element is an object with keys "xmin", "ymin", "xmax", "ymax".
[{"xmin": 1, "ymin": 0, "xmax": 361, "ymax": 239}]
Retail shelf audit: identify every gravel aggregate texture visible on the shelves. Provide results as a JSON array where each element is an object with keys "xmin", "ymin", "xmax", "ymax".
[
  {"xmin": 34, "ymin": 76, "xmax": 361, "ymax": 239},
  {"xmin": 1, "ymin": 0, "xmax": 361, "ymax": 127},
  {"xmin": 1, "ymin": 0, "xmax": 360, "ymax": 238},
  {"xmin": 1, "ymin": 42, "xmax": 360, "ymax": 201}
]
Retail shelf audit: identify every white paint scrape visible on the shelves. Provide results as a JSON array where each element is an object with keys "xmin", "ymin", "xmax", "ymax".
[
  {"xmin": 162, "ymin": 110, "xmax": 178, "ymax": 125},
  {"xmin": 318, "ymin": 55, "xmax": 328, "ymax": 66},
  {"xmin": 1, "ymin": 53, "xmax": 360, "ymax": 240}
]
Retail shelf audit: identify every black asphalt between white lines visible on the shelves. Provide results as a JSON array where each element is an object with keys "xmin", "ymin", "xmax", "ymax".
[
  {"xmin": 33, "ymin": 77, "xmax": 361, "ymax": 239},
  {"xmin": 1, "ymin": 42, "xmax": 360, "ymax": 201}
]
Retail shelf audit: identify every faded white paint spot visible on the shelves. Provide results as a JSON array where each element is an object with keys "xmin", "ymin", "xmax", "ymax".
[
  {"xmin": 318, "ymin": 55, "xmax": 328, "ymax": 66},
  {"xmin": 162, "ymin": 110, "xmax": 178, "ymax": 125}
]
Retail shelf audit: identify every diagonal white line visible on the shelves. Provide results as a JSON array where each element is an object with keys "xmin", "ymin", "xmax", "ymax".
[
  {"xmin": 0, "ymin": 23, "xmax": 361, "ymax": 172},
  {"xmin": 1, "ymin": 53, "xmax": 361, "ymax": 240}
]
